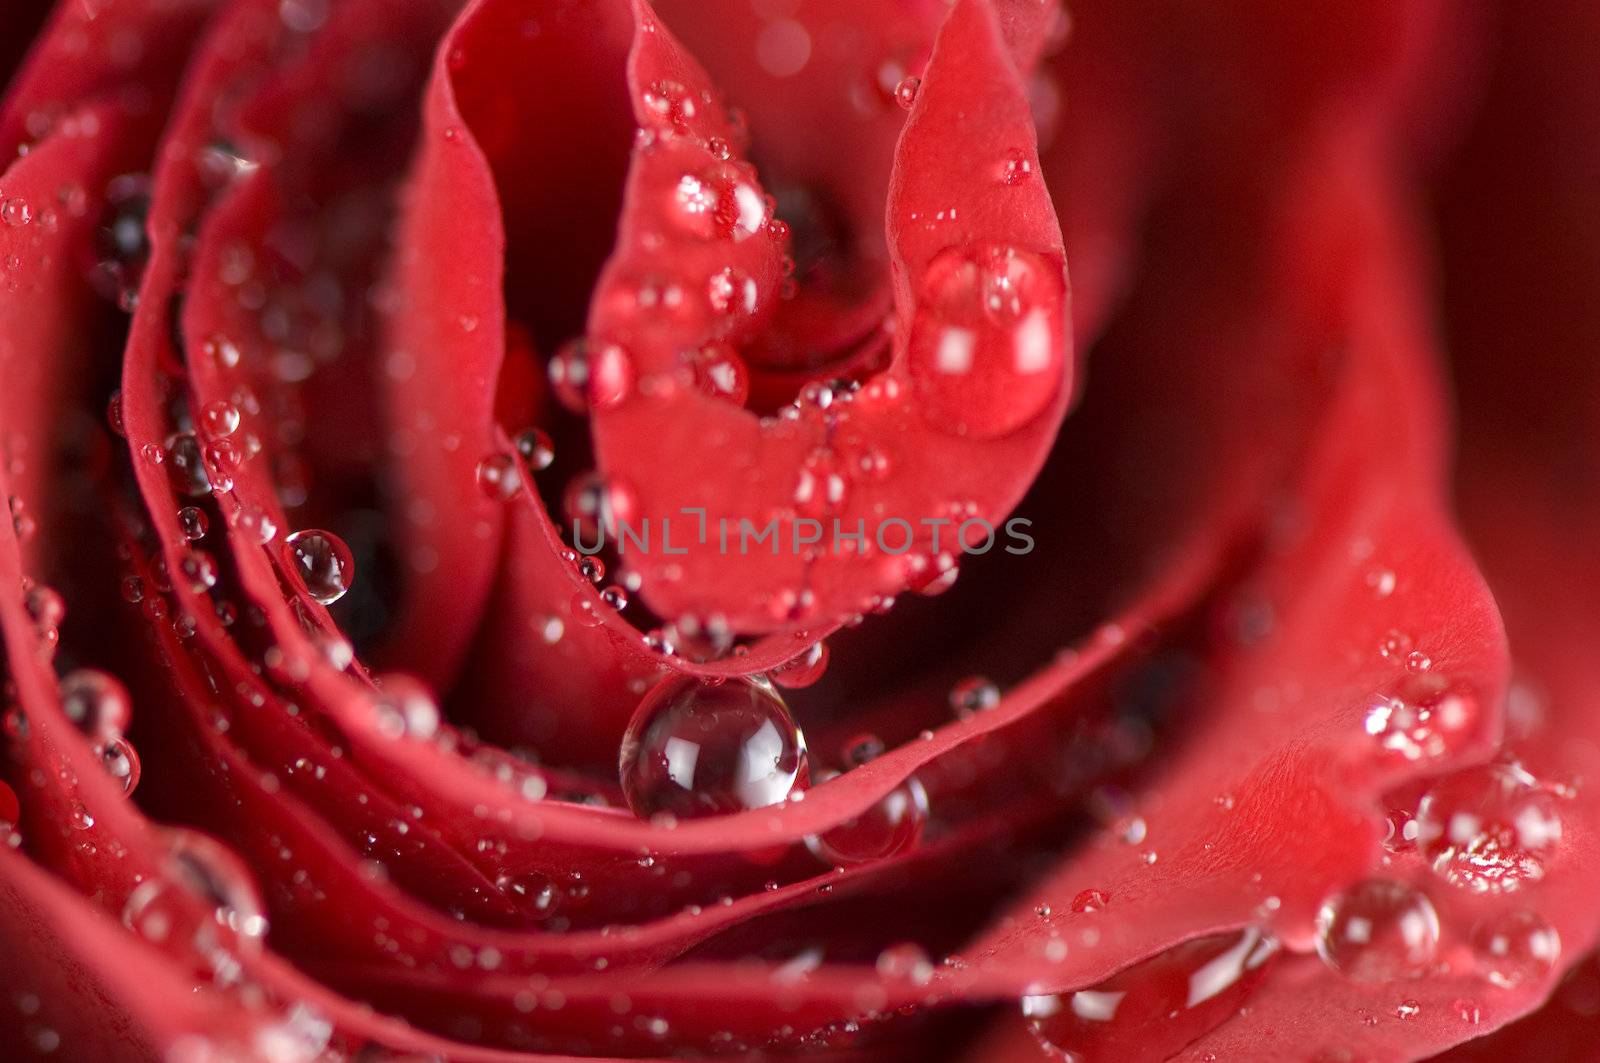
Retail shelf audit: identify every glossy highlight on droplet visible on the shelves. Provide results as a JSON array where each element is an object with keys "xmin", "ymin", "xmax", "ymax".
[
  {"xmin": 1021, "ymin": 928, "xmax": 1278, "ymax": 1062},
  {"xmin": 619, "ymin": 675, "xmax": 808, "ymax": 821}
]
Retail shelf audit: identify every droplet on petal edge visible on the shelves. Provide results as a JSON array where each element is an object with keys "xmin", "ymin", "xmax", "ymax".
[
  {"xmin": 619, "ymin": 675, "xmax": 808, "ymax": 821},
  {"xmin": 283, "ymin": 529, "xmax": 354, "ymax": 606},
  {"xmin": 805, "ymin": 772, "xmax": 928, "ymax": 865},
  {"xmin": 1021, "ymin": 928, "xmax": 1278, "ymax": 1061}
]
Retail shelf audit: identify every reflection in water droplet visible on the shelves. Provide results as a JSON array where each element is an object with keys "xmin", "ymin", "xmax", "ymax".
[
  {"xmin": 497, "ymin": 870, "xmax": 560, "ymax": 919},
  {"xmin": 619, "ymin": 676, "xmax": 808, "ymax": 820},
  {"xmin": 669, "ymin": 166, "xmax": 767, "ymax": 242},
  {"xmin": 549, "ymin": 338, "xmax": 633, "ymax": 412},
  {"xmin": 893, "ymin": 76, "xmax": 921, "ymax": 110},
  {"xmin": 1363, "ymin": 679, "xmax": 1478, "ymax": 763},
  {"xmin": 876, "ymin": 942, "xmax": 934, "ymax": 984},
  {"xmin": 284, "ymin": 529, "xmax": 354, "ymax": 605},
  {"xmin": 59, "ymin": 669, "xmax": 132, "ymax": 740},
  {"xmin": 372, "ymin": 675, "xmax": 440, "ymax": 740},
  {"xmin": 1472, "ymin": 909, "xmax": 1560, "ymax": 989},
  {"xmin": 200, "ymin": 401, "xmax": 240, "ymax": 438},
  {"xmin": 1071, "ymin": 888, "xmax": 1110, "ymax": 914},
  {"xmin": 178, "ymin": 506, "xmax": 209, "ymax": 541},
  {"xmin": 1415, "ymin": 762, "xmax": 1562, "ymax": 895},
  {"xmin": 1021, "ymin": 928, "xmax": 1278, "ymax": 1062},
  {"xmin": 1315, "ymin": 878, "xmax": 1439, "ymax": 982},
  {"xmin": 164, "ymin": 432, "xmax": 212, "ymax": 497},
  {"xmin": 232, "ymin": 505, "xmax": 278, "ymax": 545},
  {"xmin": 772, "ymin": 641, "xmax": 828, "ymax": 689},
  {"xmin": 476, "ymin": 453, "xmax": 523, "ymax": 501},
  {"xmin": 907, "ymin": 244, "xmax": 1065, "ymax": 438},
  {"xmin": 123, "ymin": 829, "xmax": 268, "ymax": 983},
  {"xmin": 949, "ymin": 675, "xmax": 1000, "ymax": 718},
  {"xmin": 805, "ymin": 770, "xmax": 928, "ymax": 866},
  {"xmin": 513, "ymin": 427, "xmax": 555, "ymax": 472},
  {"xmin": 99, "ymin": 736, "xmax": 142, "ymax": 795}
]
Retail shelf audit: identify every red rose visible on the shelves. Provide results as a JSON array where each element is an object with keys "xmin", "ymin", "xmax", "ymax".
[{"xmin": 1, "ymin": 0, "xmax": 1597, "ymax": 1059}]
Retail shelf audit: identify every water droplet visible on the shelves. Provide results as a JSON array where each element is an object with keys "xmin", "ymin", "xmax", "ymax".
[
  {"xmin": 179, "ymin": 550, "xmax": 217, "ymax": 593},
  {"xmin": 513, "ymin": 427, "xmax": 555, "ymax": 472},
  {"xmin": 570, "ymin": 593, "xmax": 604, "ymax": 629},
  {"xmin": 949, "ymin": 676, "xmax": 1000, "ymax": 718},
  {"xmin": 497, "ymin": 871, "xmax": 560, "ymax": 919},
  {"xmin": 284, "ymin": 529, "xmax": 354, "ymax": 605},
  {"xmin": 600, "ymin": 585, "xmax": 629, "ymax": 611},
  {"xmin": 24, "ymin": 582, "xmax": 63, "ymax": 632},
  {"xmin": 231, "ymin": 505, "xmax": 277, "ymax": 545},
  {"xmin": 123, "ymin": 829, "xmax": 268, "ymax": 968},
  {"xmin": 178, "ymin": 506, "xmax": 209, "ymax": 541},
  {"xmin": 578, "ymin": 556, "xmax": 606, "ymax": 583},
  {"xmin": 1315, "ymin": 878, "xmax": 1439, "ymax": 981},
  {"xmin": 1395, "ymin": 999, "xmax": 1422, "ymax": 1020},
  {"xmin": 563, "ymin": 471, "xmax": 636, "ymax": 542},
  {"xmin": 1472, "ymin": 909, "xmax": 1560, "ymax": 988},
  {"xmin": 687, "ymin": 343, "xmax": 750, "ymax": 404},
  {"xmin": 772, "ymin": 641, "xmax": 828, "ymax": 689},
  {"xmin": 876, "ymin": 942, "xmax": 934, "ymax": 984},
  {"xmin": 1381, "ymin": 808, "xmax": 1420, "ymax": 852},
  {"xmin": 369, "ymin": 674, "xmax": 440, "ymax": 741},
  {"xmin": 59, "ymin": 669, "xmax": 131, "ymax": 740},
  {"xmin": 907, "ymin": 244, "xmax": 1065, "ymax": 438},
  {"xmin": 641, "ymin": 79, "xmax": 699, "ymax": 133},
  {"xmin": 106, "ymin": 392, "xmax": 125, "ymax": 436},
  {"xmin": 999, "ymin": 148, "xmax": 1034, "ymax": 185},
  {"xmin": 842, "ymin": 733, "xmax": 887, "ymax": 767},
  {"xmin": 1378, "ymin": 629, "xmax": 1413, "ymax": 661},
  {"xmin": 1415, "ymin": 763, "xmax": 1563, "ymax": 894},
  {"xmin": 476, "ymin": 452, "xmax": 523, "ymax": 501},
  {"xmin": 1367, "ymin": 568, "xmax": 1397, "ymax": 597},
  {"xmin": 707, "ymin": 267, "xmax": 759, "ymax": 325},
  {"xmin": 669, "ymin": 166, "xmax": 767, "ymax": 242},
  {"xmin": 200, "ymin": 401, "xmax": 240, "ymax": 438},
  {"xmin": 2, "ymin": 197, "xmax": 32, "ymax": 227},
  {"xmin": 1071, "ymin": 888, "xmax": 1109, "ymax": 913},
  {"xmin": 1363, "ymin": 679, "xmax": 1479, "ymax": 762},
  {"xmin": 619, "ymin": 675, "xmax": 809, "ymax": 820},
  {"xmin": 99, "ymin": 736, "xmax": 142, "ymax": 795},
  {"xmin": 164, "ymin": 432, "xmax": 212, "ymax": 497},
  {"xmin": 1453, "ymin": 998, "xmax": 1482, "ymax": 1025},
  {"xmin": 1021, "ymin": 928, "xmax": 1278, "ymax": 1061},
  {"xmin": 806, "ymin": 771, "xmax": 928, "ymax": 865},
  {"xmin": 893, "ymin": 76, "xmax": 921, "ymax": 110},
  {"xmin": 202, "ymin": 333, "xmax": 241, "ymax": 369},
  {"xmin": 793, "ymin": 449, "xmax": 846, "ymax": 519},
  {"xmin": 549, "ymin": 338, "xmax": 634, "ymax": 413}
]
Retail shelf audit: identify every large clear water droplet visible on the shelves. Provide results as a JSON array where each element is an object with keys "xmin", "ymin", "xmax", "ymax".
[
  {"xmin": 619, "ymin": 676, "xmax": 808, "ymax": 820},
  {"xmin": 669, "ymin": 165, "xmax": 767, "ymax": 242},
  {"xmin": 906, "ymin": 244, "xmax": 1065, "ymax": 438},
  {"xmin": 1415, "ymin": 762, "xmax": 1563, "ymax": 895},
  {"xmin": 122, "ymin": 829, "xmax": 268, "ymax": 982},
  {"xmin": 284, "ymin": 529, "xmax": 354, "ymax": 605},
  {"xmin": 1315, "ymin": 878, "xmax": 1439, "ymax": 981},
  {"xmin": 805, "ymin": 770, "xmax": 928, "ymax": 866},
  {"xmin": 1472, "ymin": 909, "xmax": 1560, "ymax": 988},
  {"xmin": 1021, "ymin": 928, "xmax": 1278, "ymax": 1062}
]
